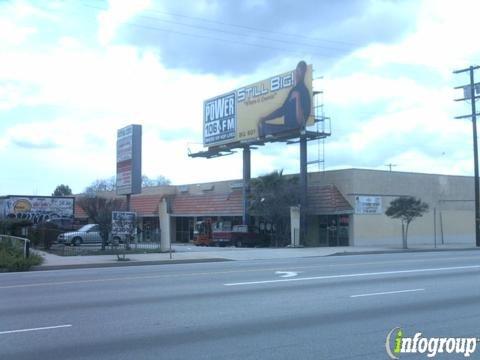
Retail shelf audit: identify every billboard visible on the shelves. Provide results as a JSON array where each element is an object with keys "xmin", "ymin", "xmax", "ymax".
[
  {"xmin": 111, "ymin": 211, "xmax": 137, "ymax": 236},
  {"xmin": 0, "ymin": 196, "xmax": 75, "ymax": 224},
  {"xmin": 116, "ymin": 124, "xmax": 142, "ymax": 196},
  {"xmin": 203, "ymin": 61, "xmax": 314, "ymax": 147},
  {"xmin": 355, "ymin": 196, "xmax": 382, "ymax": 215}
]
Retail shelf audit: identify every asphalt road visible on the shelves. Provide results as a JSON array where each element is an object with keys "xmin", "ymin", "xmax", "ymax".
[{"xmin": 1, "ymin": 250, "xmax": 480, "ymax": 359}]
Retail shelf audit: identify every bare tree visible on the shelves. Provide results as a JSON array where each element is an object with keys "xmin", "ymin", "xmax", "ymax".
[
  {"xmin": 77, "ymin": 196, "xmax": 125, "ymax": 250},
  {"xmin": 142, "ymin": 175, "xmax": 171, "ymax": 187},
  {"xmin": 84, "ymin": 177, "xmax": 116, "ymax": 195}
]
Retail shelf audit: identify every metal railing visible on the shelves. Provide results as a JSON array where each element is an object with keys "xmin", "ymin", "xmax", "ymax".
[
  {"xmin": 49, "ymin": 233, "xmax": 161, "ymax": 256},
  {"xmin": 0, "ymin": 235, "xmax": 30, "ymax": 258}
]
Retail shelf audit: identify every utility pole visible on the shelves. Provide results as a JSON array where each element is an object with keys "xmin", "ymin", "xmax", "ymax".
[
  {"xmin": 385, "ymin": 163, "xmax": 397, "ymax": 172},
  {"xmin": 454, "ymin": 65, "xmax": 480, "ymax": 247}
]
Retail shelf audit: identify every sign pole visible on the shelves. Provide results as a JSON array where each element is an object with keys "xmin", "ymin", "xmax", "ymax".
[
  {"xmin": 299, "ymin": 133, "xmax": 308, "ymax": 246},
  {"xmin": 242, "ymin": 146, "xmax": 251, "ymax": 226}
]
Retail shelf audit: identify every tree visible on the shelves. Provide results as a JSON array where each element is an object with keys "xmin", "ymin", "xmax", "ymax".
[
  {"xmin": 52, "ymin": 184, "xmax": 72, "ymax": 196},
  {"xmin": 83, "ymin": 175, "xmax": 171, "ymax": 195},
  {"xmin": 76, "ymin": 196, "xmax": 125, "ymax": 250},
  {"xmin": 385, "ymin": 196, "xmax": 429, "ymax": 249},
  {"xmin": 84, "ymin": 177, "xmax": 116, "ymax": 195},
  {"xmin": 142, "ymin": 175, "xmax": 171, "ymax": 187},
  {"xmin": 249, "ymin": 170, "xmax": 300, "ymax": 247}
]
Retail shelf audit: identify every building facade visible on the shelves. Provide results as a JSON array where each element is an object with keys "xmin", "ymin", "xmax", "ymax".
[{"xmin": 74, "ymin": 169, "xmax": 476, "ymax": 248}]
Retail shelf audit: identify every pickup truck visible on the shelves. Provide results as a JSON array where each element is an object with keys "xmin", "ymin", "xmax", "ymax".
[{"xmin": 213, "ymin": 225, "xmax": 269, "ymax": 248}]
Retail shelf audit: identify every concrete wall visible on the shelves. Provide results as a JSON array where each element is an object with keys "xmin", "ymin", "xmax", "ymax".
[
  {"xmin": 353, "ymin": 210, "xmax": 475, "ymax": 247},
  {"xmin": 333, "ymin": 169, "xmax": 476, "ymax": 247},
  {"xmin": 438, "ymin": 210, "xmax": 475, "ymax": 244}
]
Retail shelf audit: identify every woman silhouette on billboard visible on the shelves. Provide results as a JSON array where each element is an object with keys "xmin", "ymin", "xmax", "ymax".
[{"xmin": 258, "ymin": 61, "xmax": 311, "ymax": 138}]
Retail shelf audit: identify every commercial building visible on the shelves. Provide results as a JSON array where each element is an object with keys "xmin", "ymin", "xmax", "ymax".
[{"xmin": 74, "ymin": 169, "xmax": 475, "ymax": 248}]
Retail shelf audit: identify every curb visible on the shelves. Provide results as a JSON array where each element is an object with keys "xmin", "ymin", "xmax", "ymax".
[
  {"xmin": 31, "ymin": 258, "xmax": 232, "ymax": 271},
  {"xmin": 328, "ymin": 247, "xmax": 480, "ymax": 256}
]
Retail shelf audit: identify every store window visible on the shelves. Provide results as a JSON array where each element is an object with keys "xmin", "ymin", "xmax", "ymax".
[{"xmin": 175, "ymin": 217, "xmax": 194, "ymax": 243}]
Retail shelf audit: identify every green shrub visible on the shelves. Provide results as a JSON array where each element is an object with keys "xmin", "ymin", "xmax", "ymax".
[
  {"xmin": 0, "ymin": 218, "xmax": 32, "ymax": 236},
  {"xmin": 28, "ymin": 223, "xmax": 61, "ymax": 249},
  {"xmin": 0, "ymin": 241, "xmax": 43, "ymax": 272}
]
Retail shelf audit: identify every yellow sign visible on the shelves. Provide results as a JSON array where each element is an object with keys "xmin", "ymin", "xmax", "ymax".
[
  {"xmin": 13, "ymin": 199, "xmax": 32, "ymax": 213},
  {"xmin": 203, "ymin": 61, "xmax": 314, "ymax": 147}
]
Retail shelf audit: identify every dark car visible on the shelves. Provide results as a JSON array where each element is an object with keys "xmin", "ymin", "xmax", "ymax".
[{"xmin": 46, "ymin": 217, "xmax": 78, "ymax": 231}]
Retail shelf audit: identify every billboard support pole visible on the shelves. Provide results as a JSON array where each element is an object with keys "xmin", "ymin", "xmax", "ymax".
[
  {"xmin": 242, "ymin": 146, "xmax": 251, "ymax": 226},
  {"xmin": 126, "ymin": 194, "xmax": 131, "ymax": 212},
  {"xmin": 300, "ymin": 133, "xmax": 308, "ymax": 246}
]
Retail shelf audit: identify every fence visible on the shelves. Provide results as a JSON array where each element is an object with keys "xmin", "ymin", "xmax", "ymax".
[
  {"xmin": 0, "ymin": 234, "xmax": 30, "ymax": 258},
  {"xmin": 49, "ymin": 234, "xmax": 161, "ymax": 256}
]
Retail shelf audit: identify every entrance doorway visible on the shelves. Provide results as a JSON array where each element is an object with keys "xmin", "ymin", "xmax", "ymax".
[{"xmin": 318, "ymin": 215, "xmax": 350, "ymax": 246}]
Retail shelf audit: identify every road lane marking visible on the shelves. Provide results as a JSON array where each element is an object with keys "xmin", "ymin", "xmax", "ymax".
[
  {"xmin": 275, "ymin": 271, "xmax": 299, "ymax": 278},
  {"xmin": 0, "ymin": 324, "xmax": 72, "ymax": 335},
  {"xmin": 224, "ymin": 264, "xmax": 480, "ymax": 286},
  {"xmin": 1, "ymin": 256, "xmax": 480, "ymax": 289},
  {"xmin": 350, "ymin": 288, "xmax": 425, "ymax": 298}
]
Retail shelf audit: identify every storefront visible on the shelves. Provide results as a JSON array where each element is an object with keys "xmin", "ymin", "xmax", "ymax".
[{"xmin": 68, "ymin": 169, "xmax": 477, "ymax": 248}]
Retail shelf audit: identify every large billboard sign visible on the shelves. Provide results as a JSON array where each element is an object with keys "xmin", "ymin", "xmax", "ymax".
[
  {"xmin": 116, "ymin": 124, "xmax": 142, "ymax": 196},
  {"xmin": 203, "ymin": 61, "xmax": 314, "ymax": 147},
  {"xmin": 0, "ymin": 196, "xmax": 74, "ymax": 224}
]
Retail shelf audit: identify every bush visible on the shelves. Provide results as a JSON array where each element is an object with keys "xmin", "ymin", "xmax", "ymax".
[
  {"xmin": 28, "ymin": 223, "xmax": 62, "ymax": 249},
  {"xmin": 0, "ymin": 241, "xmax": 43, "ymax": 272},
  {"xmin": 0, "ymin": 218, "xmax": 32, "ymax": 236}
]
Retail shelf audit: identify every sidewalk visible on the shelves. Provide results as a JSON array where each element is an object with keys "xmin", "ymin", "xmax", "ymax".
[{"xmin": 31, "ymin": 243, "xmax": 480, "ymax": 271}]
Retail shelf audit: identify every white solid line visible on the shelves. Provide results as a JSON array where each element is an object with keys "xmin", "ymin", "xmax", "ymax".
[
  {"xmin": 350, "ymin": 288, "xmax": 425, "ymax": 298},
  {"xmin": 0, "ymin": 324, "xmax": 72, "ymax": 335},
  {"xmin": 224, "ymin": 264, "xmax": 480, "ymax": 286}
]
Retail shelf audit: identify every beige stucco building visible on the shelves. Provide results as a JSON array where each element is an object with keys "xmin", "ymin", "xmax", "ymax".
[
  {"xmin": 307, "ymin": 169, "xmax": 475, "ymax": 247},
  {"xmin": 75, "ymin": 169, "xmax": 476, "ymax": 248}
]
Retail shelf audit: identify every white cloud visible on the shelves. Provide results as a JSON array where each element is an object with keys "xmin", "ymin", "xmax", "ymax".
[
  {"xmin": 2, "ymin": 0, "xmax": 480, "ymax": 195},
  {"xmin": 97, "ymin": 0, "xmax": 152, "ymax": 46},
  {"xmin": 352, "ymin": 0, "xmax": 480, "ymax": 72},
  {"xmin": 0, "ymin": 19, "xmax": 36, "ymax": 45}
]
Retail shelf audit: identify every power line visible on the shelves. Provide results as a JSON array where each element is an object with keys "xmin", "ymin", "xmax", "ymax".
[
  {"xmin": 30, "ymin": 2, "xmax": 315, "ymax": 57},
  {"xmin": 84, "ymin": 4, "xmax": 348, "ymax": 51},
  {"xmin": 81, "ymin": 2, "xmax": 355, "ymax": 57},
  {"xmin": 121, "ymin": 20, "xmax": 330, "ymax": 58},
  {"xmin": 82, "ymin": 1, "xmax": 357, "ymax": 48}
]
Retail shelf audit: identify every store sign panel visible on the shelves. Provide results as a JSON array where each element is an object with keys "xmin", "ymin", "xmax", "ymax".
[
  {"xmin": 116, "ymin": 124, "xmax": 142, "ymax": 196},
  {"xmin": 355, "ymin": 196, "xmax": 382, "ymax": 214}
]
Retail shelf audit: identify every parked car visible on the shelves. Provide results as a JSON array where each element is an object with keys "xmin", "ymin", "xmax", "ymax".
[
  {"xmin": 57, "ymin": 224, "xmax": 132, "ymax": 246},
  {"xmin": 57, "ymin": 224, "xmax": 103, "ymax": 246}
]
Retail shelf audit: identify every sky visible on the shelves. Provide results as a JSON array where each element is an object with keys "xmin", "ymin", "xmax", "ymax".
[{"xmin": 1, "ymin": 0, "xmax": 480, "ymax": 196}]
